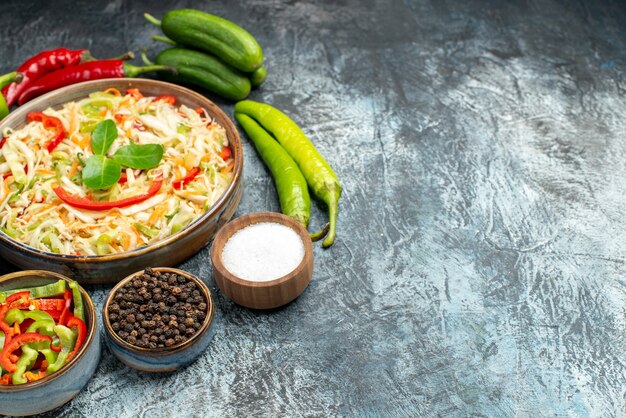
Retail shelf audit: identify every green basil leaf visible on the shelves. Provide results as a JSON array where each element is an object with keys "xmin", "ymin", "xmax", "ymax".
[
  {"xmin": 112, "ymin": 144, "xmax": 165, "ymax": 170},
  {"xmin": 91, "ymin": 119, "xmax": 118, "ymax": 155},
  {"xmin": 82, "ymin": 155, "xmax": 121, "ymax": 189}
]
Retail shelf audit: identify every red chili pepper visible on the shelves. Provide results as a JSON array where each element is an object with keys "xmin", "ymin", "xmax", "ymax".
[
  {"xmin": 2, "ymin": 48, "xmax": 93, "ymax": 108},
  {"xmin": 220, "ymin": 146, "xmax": 232, "ymax": 160},
  {"xmin": 0, "ymin": 333, "xmax": 53, "ymax": 373},
  {"xmin": 154, "ymin": 95, "xmax": 176, "ymax": 105},
  {"xmin": 66, "ymin": 316, "xmax": 87, "ymax": 360},
  {"xmin": 58, "ymin": 290, "xmax": 73, "ymax": 326},
  {"xmin": 53, "ymin": 180, "xmax": 163, "ymax": 211},
  {"xmin": 18, "ymin": 61, "xmax": 173, "ymax": 105},
  {"xmin": 27, "ymin": 112, "xmax": 67, "ymax": 152},
  {"xmin": 173, "ymin": 167, "xmax": 200, "ymax": 190}
]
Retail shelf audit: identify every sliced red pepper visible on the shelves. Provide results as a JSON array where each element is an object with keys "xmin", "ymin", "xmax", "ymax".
[
  {"xmin": 19, "ymin": 318, "xmax": 34, "ymax": 334},
  {"xmin": 0, "ymin": 291, "xmax": 31, "ymax": 343},
  {"xmin": 66, "ymin": 316, "xmax": 87, "ymax": 360},
  {"xmin": 32, "ymin": 299, "xmax": 65, "ymax": 311},
  {"xmin": 195, "ymin": 107, "xmax": 204, "ymax": 115},
  {"xmin": 53, "ymin": 180, "xmax": 162, "ymax": 211},
  {"xmin": 58, "ymin": 290, "xmax": 73, "ymax": 326},
  {"xmin": 173, "ymin": 168, "xmax": 200, "ymax": 190},
  {"xmin": 0, "ymin": 137, "xmax": 5, "ymax": 149},
  {"xmin": 220, "ymin": 145, "xmax": 232, "ymax": 160},
  {"xmin": 118, "ymin": 172, "xmax": 128, "ymax": 184},
  {"xmin": 0, "ymin": 333, "xmax": 53, "ymax": 373},
  {"xmin": 154, "ymin": 95, "xmax": 176, "ymax": 105},
  {"xmin": 27, "ymin": 112, "xmax": 67, "ymax": 152},
  {"xmin": 42, "ymin": 309, "xmax": 62, "ymax": 321}
]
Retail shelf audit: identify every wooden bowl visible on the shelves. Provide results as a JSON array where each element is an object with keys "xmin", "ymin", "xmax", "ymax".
[
  {"xmin": 0, "ymin": 78, "xmax": 243, "ymax": 284},
  {"xmin": 211, "ymin": 212, "xmax": 313, "ymax": 309}
]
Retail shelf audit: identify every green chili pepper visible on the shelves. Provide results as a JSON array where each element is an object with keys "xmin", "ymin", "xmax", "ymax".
[
  {"xmin": 234, "ymin": 100, "xmax": 342, "ymax": 247},
  {"xmin": 46, "ymin": 325, "xmax": 77, "ymax": 373},
  {"xmin": 235, "ymin": 113, "xmax": 311, "ymax": 227},
  {"xmin": 68, "ymin": 281, "xmax": 84, "ymax": 321},
  {"xmin": 12, "ymin": 345, "xmax": 39, "ymax": 384}
]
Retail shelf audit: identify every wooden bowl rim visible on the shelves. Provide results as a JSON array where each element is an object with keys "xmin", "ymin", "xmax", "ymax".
[
  {"xmin": 0, "ymin": 78, "xmax": 243, "ymax": 263},
  {"xmin": 210, "ymin": 211, "xmax": 313, "ymax": 289},
  {"xmin": 102, "ymin": 267, "xmax": 214, "ymax": 354},
  {"xmin": 0, "ymin": 270, "xmax": 97, "ymax": 392}
]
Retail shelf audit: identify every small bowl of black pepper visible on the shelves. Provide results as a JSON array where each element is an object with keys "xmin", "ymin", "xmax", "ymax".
[{"xmin": 102, "ymin": 267, "xmax": 215, "ymax": 372}]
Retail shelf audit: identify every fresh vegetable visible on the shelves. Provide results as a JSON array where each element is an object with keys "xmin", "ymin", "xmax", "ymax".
[
  {"xmin": 17, "ymin": 60, "xmax": 173, "ymax": 105},
  {"xmin": 53, "ymin": 180, "xmax": 163, "ymax": 210},
  {"xmin": 250, "ymin": 66, "xmax": 267, "ymax": 88},
  {"xmin": 152, "ymin": 48, "xmax": 251, "ymax": 101},
  {"xmin": 0, "ymin": 72, "xmax": 23, "ymax": 120},
  {"xmin": 235, "ymin": 113, "xmax": 311, "ymax": 228},
  {"xmin": 0, "ymin": 280, "xmax": 86, "ymax": 385},
  {"xmin": 172, "ymin": 167, "xmax": 200, "ymax": 190},
  {"xmin": 27, "ymin": 112, "xmax": 67, "ymax": 152},
  {"xmin": 0, "ymin": 279, "xmax": 66, "ymax": 300},
  {"xmin": 2, "ymin": 48, "xmax": 98, "ymax": 108},
  {"xmin": 1, "ymin": 88, "xmax": 233, "ymax": 255},
  {"xmin": 234, "ymin": 100, "xmax": 342, "ymax": 247},
  {"xmin": 145, "ymin": 9, "xmax": 264, "ymax": 72}
]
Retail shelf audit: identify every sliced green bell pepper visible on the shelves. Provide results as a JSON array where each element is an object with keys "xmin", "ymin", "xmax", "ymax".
[
  {"xmin": 46, "ymin": 325, "xmax": 76, "ymax": 373},
  {"xmin": 68, "ymin": 281, "xmax": 84, "ymax": 321}
]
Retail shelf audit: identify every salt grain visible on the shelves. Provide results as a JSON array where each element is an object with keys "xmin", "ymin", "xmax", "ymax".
[{"xmin": 221, "ymin": 222, "xmax": 305, "ymax": 282}]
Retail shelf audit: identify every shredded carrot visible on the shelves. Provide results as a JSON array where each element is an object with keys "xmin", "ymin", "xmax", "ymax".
[
  {"xmin": 195, "ymin": 107, "xmax": 205, "ymax": 115},
  {"xmin": 110, "ymin": 241, "xmax": 122, "ymax": 253},
  {"xmin": 69, "ymin": 109, "xmax": 77, "ymax": 134},
  {"xmin": 100, "ymin": 108, "xmax": 108, "ymax": 118},
  {"xmin": 104, "ymin": 87, "xmax": 122, "ymax": 97},
  {"xmin": 119, "ymin": 232, "xmax": 131, "ymax": 251},
  {"xmin": 68, "ymin": 160, "xmax": 79, "ymax": 178},
  {"xmin": 221, "ymin": 160, "xmax": 235, "ymax": 173},
  {"xmin": 35, "ymin": 169, "xmax": 55, "ymax": 175},
  {"xmin": 148, "ymin": 202, "xmax": 168, "ymax": 226},
  {"xmin": 130, "ymin": 224, "xmax": 145, "ymax": 243},
  {"xmin": 201, "ymin": 153, "xmax": 212, "ymax": 162},
  {"xmin": 58, "ymin": 210, "xmax": 69, "ymax": 225}
]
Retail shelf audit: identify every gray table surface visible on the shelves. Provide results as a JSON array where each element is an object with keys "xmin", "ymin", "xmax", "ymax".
[{"xmin": 1, "ymin": 0, "xmax": 625, "ymax": 416}]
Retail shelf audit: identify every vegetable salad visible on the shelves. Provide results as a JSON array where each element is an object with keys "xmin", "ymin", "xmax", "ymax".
[{"xmin": 0, "ymin": 88, "xmax": 233, "ymax": 256}]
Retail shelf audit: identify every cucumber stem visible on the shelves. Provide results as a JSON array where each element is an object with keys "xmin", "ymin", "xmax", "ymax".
[
  {"xmin": 152, "ymin": 35, "xmax": 176, "ymax": 46},
  {"xmin": 144, "ymin": 13, "xmax": 162, "ymax": 27}
]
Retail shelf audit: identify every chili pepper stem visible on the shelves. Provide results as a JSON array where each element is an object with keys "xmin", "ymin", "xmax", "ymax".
[
  {"xmin": 0, "ymin": 72, "xmax": 23, "ymax": 89},
  {"xmin": 111, "ymin": 51, "xmax": 135, "ymax": 61},
  {"xmin": 310, "ymin": 223, "xmax": 330, "ymax": 242},
  {"xmin": 152, "ymin": 35, "xmax": 177, "ymax": 46},
  {"xmin": 321, "ymin": 187, "xmax": 340, "ymax": 248},
  {"xmin": 140, "ymin": 50, "xmax": 155, "ymax": 66},
  {"xmin": 144, "ymin": 13, "xmax": 162, "ymax": 27},
  {"xmin": 123, "ymin": 63, "xmax": 176, "ymax": 77}
]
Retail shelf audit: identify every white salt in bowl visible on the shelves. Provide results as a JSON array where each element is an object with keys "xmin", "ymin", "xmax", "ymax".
[{"xmin": 210, "ymin": 212, "xmax": 313, "ymax": 309}]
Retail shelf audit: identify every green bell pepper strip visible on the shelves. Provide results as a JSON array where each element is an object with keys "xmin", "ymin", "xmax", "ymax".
[
  {"xmin": 0, "ymin": 72, "xmax": 23, "ymax": 120},
  {"xmin": 4, "ymin": 308, "xmax": 54, "ymax": 326},
  {"xmin": 25, "ymin": 319, "xmax": 55, "ymax": 337},
  {"xmin": 68, "ymin": 281, "xmax": 84, "ymax": 321},
  {"xmin": 11, "ymin": 344, "xmax": 39, "ymax": 384},
  {"xmin": 46, "ymin": 325, "xmax": 76, "ymax": 373},
  {"xmin": 0, "ymin": 279, "xmax": 66, "ymax": 300}
]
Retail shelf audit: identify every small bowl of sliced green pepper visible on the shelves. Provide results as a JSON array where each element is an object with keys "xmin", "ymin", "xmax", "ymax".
[{"xmin": 0, "ymin": 270, "xmax": 100, "ymax": 417}]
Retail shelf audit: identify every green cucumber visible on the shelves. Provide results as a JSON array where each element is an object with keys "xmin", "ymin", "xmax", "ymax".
[
  {"xmin": 145, "ymin": 9, "xmax": 263, "ymax": 72},
  {"xmin": 155, "ymin": 48, "xmax": 251, "ymax": 101}
]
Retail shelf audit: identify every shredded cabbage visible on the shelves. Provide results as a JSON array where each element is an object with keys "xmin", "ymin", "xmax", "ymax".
[{"xmin": 0, "ymin": 89, "xmax": 234, "ymax": 255}]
